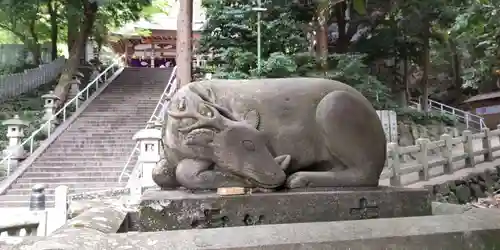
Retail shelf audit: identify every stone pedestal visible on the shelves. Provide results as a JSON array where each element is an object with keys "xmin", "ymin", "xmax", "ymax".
[{"xmin": 137, "ymin": 187, "xmax": 432, "ymax": 231}]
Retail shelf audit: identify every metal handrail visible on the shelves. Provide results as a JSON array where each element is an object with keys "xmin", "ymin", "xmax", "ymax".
[
  {"xmin": 411, "ymin": 97, "xmax": 486, "ymax": 130},
  {"xmin": 118, "ymin": 66, "xmax": 178, "ymax": 183},
  {"xmin": 0, "ymin": 55, "xmax": 125, "ymax": 176}
]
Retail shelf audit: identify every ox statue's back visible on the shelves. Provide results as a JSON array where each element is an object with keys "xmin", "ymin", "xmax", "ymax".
[{"xmin": 152, "ymin": 77, "xmax": 387, "ymax": 190}]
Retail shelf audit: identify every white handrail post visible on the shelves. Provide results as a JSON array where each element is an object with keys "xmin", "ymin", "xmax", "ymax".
[{"xmin": 2, "ymin": 115, "xmax": 28, "ymax": 174}]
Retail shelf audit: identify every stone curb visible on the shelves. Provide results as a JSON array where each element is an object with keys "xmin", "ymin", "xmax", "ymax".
[{"xmin": 55, "ymin": 205, "xmax": 127, "ymax": 234}]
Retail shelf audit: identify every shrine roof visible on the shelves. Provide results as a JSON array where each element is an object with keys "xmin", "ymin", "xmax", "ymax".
[
  {"xmin": 110, "ymin": 17, "xmax": 204, "ymax": 38},
  {"xmin": 111, "ymin": 0, "xmax": 205, "ymax": 37}
]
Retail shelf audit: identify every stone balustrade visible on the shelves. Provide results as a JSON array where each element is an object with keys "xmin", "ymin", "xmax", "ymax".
[
  {"xmin": 0, "ymin": 185, "xmax": 69, "ymax": 237},
  {"xmin": 382, "ymin": 126, "xmax": 500, "ymax": 186}
]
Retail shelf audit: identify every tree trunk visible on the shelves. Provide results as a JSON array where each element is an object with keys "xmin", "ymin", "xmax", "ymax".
[
  {"xmin": 315, "ymin": 0, "xmax": 330, "ymax": 74},
  {"xmin": 54, "ymin": 0, "xmax": 97, "ymax": 106},
  {"xmin": 28, "ymin": 42, "xmax": 42, "ymax": 66},
  {"xmin": 448, "ymin": 37, "xmax": 463, "ymax": 104},
  {"xmin": 334, "ymin": 2, "xmax": 348, "ymax": 53},
  {"xmin": 402, "ymin": 50, "xmax": 409, "ymax": 107},
  {"xmin": 421, "ymin": 28, "xmax": 430, "ymax": 113},
  {"xmin": 48, "ymin": 0, "xmax": 58, "ymax": 60},
  {"xmin": 66, "ymin": 0, "xmax": 79, "ymax": 53},
  {"xmin": 27, "ymin": 19, "xmax": 42, "ymax": 66}
]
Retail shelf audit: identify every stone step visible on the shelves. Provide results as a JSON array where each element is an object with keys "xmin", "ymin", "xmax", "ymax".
[
  {"xmin": 35, "ymin": 159, "xmax": 128, "ymax": 165},
  {"xmin": 50, "ymin": 139, "xmax": 136, "ymax": 144},
  {"xmin": 0, "ymin": 195, "xmax": 55, "ymax": 202},
  {"xmin": 67, "ymin": 119, "xmax": 150, "ymax": 123},
  {"xmin": 6, "ymin": 186, "xmax": 125, "ymax": 196},
  {"xmin": 16, "ymin": 176, "xmax": 120, "ymax": 184},
  {"xmin": 26, "ymin": 166, "xmax": 125, "ymax": 172},
  {"xmin": 0, "ymin": 200, "xmax": 54, "ymax": 208},
  {"xmin": 23, "ymin": 171, "xmax": 122, "ymax": 178},
  {"xmin": 62, "ymin": 131, "xmax": 141, "ymax": 135},
  {"xmin": 42, "ymin": 147, "xmax": 134, "ymax": 153},
  {"xmin": 64, "ymin": 126, "xmax": 144, "ymax": 130},
  {"xmin": 11, "ymin": 182, "xmax": 123, "ymax": 189},
  {"xmin": 38, "ymin": 152, "xmax": 129, "ymax": 157},
  {"xmin": 61, "ymin": 130, "xmax": 143, "ymax": 134},
  {"xmin": 47, "ymin": 144, "xmax": 137, "ymax": 149},
  {"xmin": 57, "ymin": 135, "xmax": 138, "ymax": 139}
]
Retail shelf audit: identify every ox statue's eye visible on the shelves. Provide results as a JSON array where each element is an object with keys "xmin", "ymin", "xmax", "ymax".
[
  {"xmin": 198, "ymin": 103, "xmax": 214, "ymax": 117},
  {"xmin": 178, "ymin": 98, "xmax": 187, "ymax": 111}
]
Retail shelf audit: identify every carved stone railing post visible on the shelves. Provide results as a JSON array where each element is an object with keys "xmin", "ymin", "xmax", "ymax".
[
  {"xmin": 462, "ymin": 130, "xmax": 475, "ymax": 167},
  {"xmin": 440, "ymin": 133, "xmax": 454, "ymax": 174},
  {"xmin": 387, "ymin": 142, "xmax": 401, "ymax": 186},
  {"xmin": 2, "ymin": 115, "xmax": 28, "ymax": 171},
  {"xmin": 41, "ymin": 91, "xmax": 60, "ymax": 133},
  {"xmin": 482, "ymin": 128, "xmax": 493, "ymax": 161},
  {"xmin": 30, "ymin": 184, "xmax": 46, "ymax": 211},
  {"xmin": 132, "ymin": 128, "xmax": 162, "ymax": 189},
  {"xmin": 416, "ymin": 138, "xmax": 429, "ymax": 181}
]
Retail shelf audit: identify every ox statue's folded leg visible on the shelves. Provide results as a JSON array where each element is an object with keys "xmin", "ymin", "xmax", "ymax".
[
  {"xmin": 175, "ymin": 158, "xmax": 253, "ymax": 189},
  {"xmin": 152, "ymin": 158, "xmax": 179, "ymax": 189}
]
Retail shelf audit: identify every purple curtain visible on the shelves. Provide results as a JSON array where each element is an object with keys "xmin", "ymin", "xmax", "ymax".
[{"xmin": 130, "ymin": 58, "xmax": 141, "ymax": 67}]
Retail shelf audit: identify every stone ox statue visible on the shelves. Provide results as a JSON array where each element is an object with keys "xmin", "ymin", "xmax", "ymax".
[{"xmin": 153, "ymin": 78, "xmax": 386, "ymax": 190}]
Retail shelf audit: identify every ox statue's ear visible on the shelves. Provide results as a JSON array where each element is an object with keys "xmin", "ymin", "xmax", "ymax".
[
  {"xmin": 189, "ymin": 84, "xmax": 217, "ymax": 103},
  {"xmin": 243, "ymin": 109, "xmax": 260, "ymax": 129}
]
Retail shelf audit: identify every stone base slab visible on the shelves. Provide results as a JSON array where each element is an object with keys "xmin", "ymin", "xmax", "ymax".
[{"xmin": 138, "ymin": 186, "xmax": 432, "ymax": 231}]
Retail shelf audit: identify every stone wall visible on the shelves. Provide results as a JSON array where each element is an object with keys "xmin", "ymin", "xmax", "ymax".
[
  {"xmin": 397, "ymin": 119, "xmax": 462, "ymax": 160},
  {"xmin": 431, "ymin": 166, "xmax": 500, "ymax": 204}
]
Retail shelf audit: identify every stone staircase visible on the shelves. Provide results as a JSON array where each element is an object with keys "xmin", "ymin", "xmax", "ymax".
[{"xmin": 0, "ymin": 67, "xmax": 172, "ymax": 207}]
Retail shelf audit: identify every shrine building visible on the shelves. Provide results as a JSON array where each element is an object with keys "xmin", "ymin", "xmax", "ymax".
[{"xmin": 107, "ymin": 0, "xmax": 206, "ymax": 68}]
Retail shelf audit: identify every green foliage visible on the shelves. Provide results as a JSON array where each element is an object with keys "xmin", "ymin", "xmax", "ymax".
[
  {"xmin": 396, "ymin": 107, "xmax": 456, "ymax": 126},
  {"xmin": 255, "ymin": 52, "xmax": 297, "ymax": 78},
  {"xmin": 198, "ymin": 0, "xmax": 309, "ymax": 78},
  {"xmin": 199, "ymin": 0, "xmax": 393, "ymax": 109},
  {"xmin": 312, "ymin": 53, "xmax": 394, "ymax": 109}
]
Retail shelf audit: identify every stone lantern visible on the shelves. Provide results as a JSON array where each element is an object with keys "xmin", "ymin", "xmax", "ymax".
[
  {"xmin": 2, "ymin": 115, "xmax": 28, "ymax": 167},
  {"xmin": 147, "ymin": 119, "xmax": 163, "ymax": 130},
  {"xmin": 73, "ymin": 71, "xmax": 84, "ymax": 81},
  {"xmin": 68, "ymin": 78, "xmax": 81, "ymax": 102},
  {"xmin": 147, "ymin": 119, "xmax": 164, "ymax": 157},
  {"xmin": 41, "ymin": 91, "xmax": 60, "ymax": 122},
  {"xmin": 132, "ymin": 128, "xmax": 162, "ymax": 189}
]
